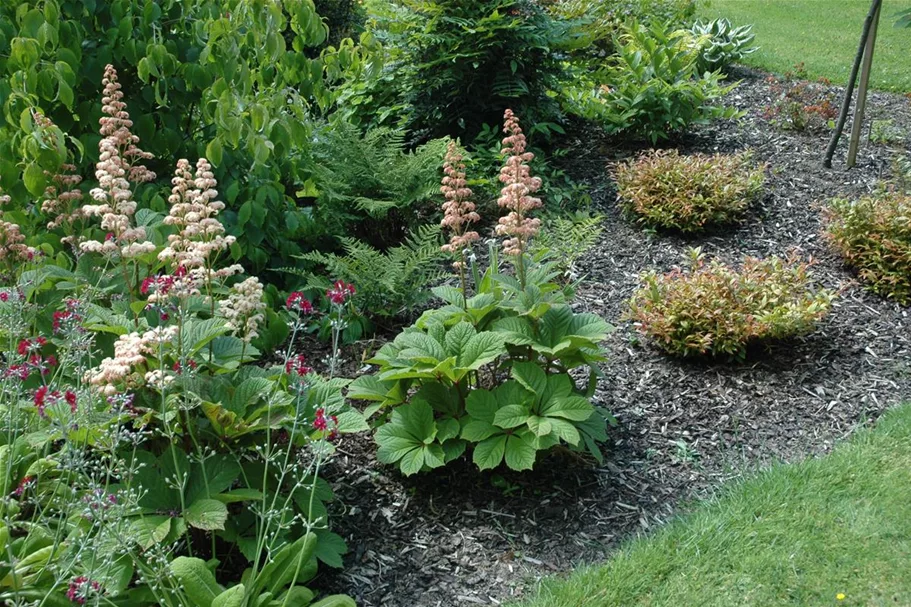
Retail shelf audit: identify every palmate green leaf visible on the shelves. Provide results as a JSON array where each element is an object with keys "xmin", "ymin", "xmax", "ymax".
[
  {"xmin": 540, "ymin": 395, "xmax": 595, "ymax": 422},
  {"xmin": 214, "ymin": 489, "xmax": 264, "ymax": 503},
  {"xmin": 228, "ymin": 377, "xmax": 273, "ymax": 413},
  {"xmin": 347, "ymin": 375, "xmax": 394, "ymax": 402},
  {"xmin": 413, "ymin": 381, "xmax": 462, "ymax": 417},
  {"xmin": 444, "ymin": 321, "xmax": 476, "ymax": 357},
  {"xmin": 539, "ymin": 304, "xmax": 574, "ymax": 346},
  {"xmin": 496, "ymin": 380, "xmax": 535, "ymax": 409},
  {"xmin": 183, "ymin": 318, "xmax": 230, "ymax": 355},
  {"xmin": 473, "ymin": 434, "xmax": 507, "ymax": 470},
  {"xmin": 493, "ymin": 404, "xmax": 531, "ymax": 429},
  {"xmin": 311, "ymin": 596, "xmax": 358, "ymax": 607},
  {"xmin": 526, "ymin": 415, "xmax": 553, "ymax": 437},
  {"xmin": 462, "ymin": 389, "xmax": 501, "ymax": 441},
  {"xmin": 314, "ymin": 529, "xmax": 348, "ymax": 569},
  {"xmin": 436, "ymin": 417, "xmax": 461, "ymax": 442},
  {"xmin": 441, "ymin": 439, "xmax": 467, "ymax": 463},
  {"xmin": 568, "ymin": 311, "xmax": 613, "ymax": 343},
  {"xmin": 547, "ymin": 417, "xmax": 581, "ymax": 446},
  {"xmin": 504, "ymin": 433, "xmax": 537, "ymax": 471},
  {"xmin": 396, "ymin": 331, "xmax": 447, "ymax": 363},
  {"xmin": 511, "ymin": 361, "xmax": 547, "ymax": 395},
  {"xmin": 376, "ymin": 400, "xmax": 447, "ymax": 475},
  {"xmin": 459, "ymin": 331, "xmax": 506, "ymax": 369},
  {"xmin": 132, "ymin": 516, "xmax": 174, "ymax": 550},
  {"xmin": 432, "ymin": 285, "xmax": 465, "ymax": 306},
  {"xmin": 492, "ymin": 316, "xmax": 535, "ymax": 345},
  {"xmin": 334, "ymin": 409, "xmax": 369, "ymax": 433}
]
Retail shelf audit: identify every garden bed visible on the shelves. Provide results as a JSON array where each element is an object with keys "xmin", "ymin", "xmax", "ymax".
[{"xmin": 321, "ymin": 68, "xmax": 911, "ymax": 606}]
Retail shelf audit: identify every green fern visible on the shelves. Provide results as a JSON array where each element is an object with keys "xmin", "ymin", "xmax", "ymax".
[
  {"xmin": 281, "ymin": 223, "xmax": 448, "ymax": 319},
  {"xmin": 312, "ymin": 120, "xmax": 450, "ymax": 246},
  {"xmin": 533, "ymin": 212, "xmax": 604, "ymax": 279}
]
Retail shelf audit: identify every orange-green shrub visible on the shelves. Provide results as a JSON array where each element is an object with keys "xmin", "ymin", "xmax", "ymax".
[
  {"xmin": 627, "ymin": 250, "xmax": 835, "ymax": 359},
  {"xmin": 615, "ymin": 149, "xmax": 765, "ymax": 232},
  {"xmin": 824, "ymin": 195, "xmax": 911, "ymax": 305}
]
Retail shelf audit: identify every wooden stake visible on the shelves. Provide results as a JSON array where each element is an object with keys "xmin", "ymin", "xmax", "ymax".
[
  {"xmin": 847, "ymin": 0, "xmax": 882, "ymax": 168},
  {"xmin": 823, "ymin": 0, "xmax": 882, "ymax": 169}
]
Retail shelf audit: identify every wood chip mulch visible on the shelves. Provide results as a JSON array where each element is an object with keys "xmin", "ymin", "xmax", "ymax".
[{"xmin": 317, "ymin": 68, "xmax": 911, "ymax": 607}]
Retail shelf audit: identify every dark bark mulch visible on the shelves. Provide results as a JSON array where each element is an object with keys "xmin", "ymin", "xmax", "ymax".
[{"xmin": 318, "ymin": 68, "xmax": 911, "ymax": 607}]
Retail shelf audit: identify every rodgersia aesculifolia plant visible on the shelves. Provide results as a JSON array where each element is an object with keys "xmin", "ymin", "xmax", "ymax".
[
  {"xmin": 0, "ymin": 66, "xmax": 361, "ymax": 606},
  {"xmin": 351, "ymin": 110, "xmax": 615, "ymax": 476}
]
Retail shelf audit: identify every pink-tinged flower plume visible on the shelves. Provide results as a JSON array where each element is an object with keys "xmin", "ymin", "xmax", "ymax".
[
  {"xmin": 219, "ymin": 277, "xmax": 266, "ymax": 343},
  {"xmin": 440, "ymin": 141, "xmax": 480, "ymax": 267},
  {"xmin": 496, "ymin": 109, "xmax": 542, "ymax": 257},
  {"xmin": 42, "ymin": 163, "xmax": 86, "ymax": 240},
  {"xmin": 159, "ymin": 158, "xmax": 239, "ymax": 277},
  {"xmin": 79, "ymin": 65, "xmax": 156, "ymax": 259},
  {"xmin": 0, "ymin": 214, "xmax": 39, "ymax": 266}
]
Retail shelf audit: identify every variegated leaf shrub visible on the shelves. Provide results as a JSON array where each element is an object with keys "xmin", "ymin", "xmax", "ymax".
[{"xmin": 627, "ymin": 249, "xmax": 835, "ymax": 359}]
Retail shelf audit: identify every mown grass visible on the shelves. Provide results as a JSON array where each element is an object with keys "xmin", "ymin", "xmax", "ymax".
[
  {"xmin": 516, "ymin": 404, "xmax": 911, "ymax": 607},
  {"xmin": 700, "ymin": 0, "xmax": 911, "ymax": 92}
]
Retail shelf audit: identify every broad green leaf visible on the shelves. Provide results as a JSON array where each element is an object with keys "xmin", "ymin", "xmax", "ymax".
[
  {"xmin": 314, "ymin": 529, "xmax": 347, "ymax": 568},
  {"xmin": 541, "ymin": 395, "xmax": 595, "ymax": 422},
  {"xmin": 264, "ymin": 533, "xmax": 318, "ymax": 595},
  {"xmin": 493, "ymin": 404, "xmax": 530, "ymax": 429},
  {"xmin": 399, "ymin": 446, "xmax": 426, "ymax": 475},
  {"xmin": 473, "ymin": 434, "xmax": 507, "ymax": 470},
  {"xmin": 186, "ymin": 456, "xmax": 241, "ymax": 504},
  {"xmin": 396, "ymin": 331, "xmax": 447, "ymax": 363},
  {"xmin": 548, "ymin": 418, "xmax": 581, "ymax": 446},
  {"xmin": 492, "ymin": 316, "xmax": 535, "ymax": 345},
  {"xmin": 311, "ymin": 596, "xmax": 357, "ymax": 607},
  {"xmin": 511, "ymin": 361, "xmax": 547, "ymax": 396},
  {"xmin": 278, "ymin": 587, "xmax": 316, "ymax": 605},
  {"xmin": 184, "ymin": 499, "xmax": 228, "ymax": 531},
  {"xmin": 131, "ymin": 516, "xmax": 173, "ymax": 550},
  {"xmin": 335, "ymin": 410, "xmax": 369, "ymax": 433},
  {"xmin": 413, "ymin": 381, "xmax": 461, "ymax": 417},
  {"xmin": 444, "ymin": 321, "xmax": 476, "ymax": 357},
  {"xmin": 459, "ymin": 331, "xmax": 506, "ymax": 369},
  {"xmin": 465, "ymin": 389, "xmax": 498, "ymax": 423},
  {"xmin": 347, "ymin": 375, "xmax": 393, "ymax": 402},
  {"xmin": 441, "ymin": 439, "xmax": 467, "ymax": 462},
  {"xmin": 461, "ymin": 419, "xmax": 499, "ymax": 442},
  {"xmin": 436, "ymin": 417, "xmax": 461, "ymax": 442},
  {"xmin": 169, "ymin": 557, "xmax": 224, "ymax": 606},
  {"xmin": 526, "ymin": 416, "xmax": 553, "ymax": 437},
  {"xmin": 504, "ymin": 434, "xmax": 537, "ymax": 471},
  {"xmin": 212, "ymin": 585, "xmax": 245, "ymax": 607}
]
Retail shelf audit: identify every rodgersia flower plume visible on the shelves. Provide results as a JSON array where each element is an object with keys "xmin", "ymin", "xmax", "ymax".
[
  {"xmin": 440, "ymin": 141, "xmax": 480, "ymax": 266},
  {"xmin": 219, "ymin": 277, "xmax": 266, "ymax": 343},
  {"xmin": 80, "ymin": 64, "xmax": 156, "ymax": 259},
  {"xmin": 41, "ymin": 163, "xmax": 85, "ymax": 239},
  {"xmin": 496, "ymin": 110, "xmax": 542, "ymax": 259},
  {"xmin": 160, "ymin": 158, "xmax": 240, "ymax": 275}
]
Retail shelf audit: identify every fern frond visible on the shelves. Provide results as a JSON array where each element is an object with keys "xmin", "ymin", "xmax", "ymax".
[{"xmin": 533, "ymin": 212, "xmax": 604, "ymax": 279}]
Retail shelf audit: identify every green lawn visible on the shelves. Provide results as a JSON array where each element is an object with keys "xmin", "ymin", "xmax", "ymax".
[
  {"xmin": 516, "ymin": 405, "xmax": 911, "ymax": 607},
  {"xmin": 700, "ymin": 0, "xmax": 911, "ymax": 92}
]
